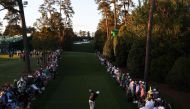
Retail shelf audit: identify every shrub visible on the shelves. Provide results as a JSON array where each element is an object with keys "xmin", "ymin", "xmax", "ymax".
[
  {"xmin": 115, "ymin": 37, "xmax": 127, "ymax": 67},
  {"xmin": 127, "ymin": 37, "xmax": 146, "ymax": 78},
  {"xmin": 115, "ymin": 25, "xmax": 136, "ymax": 67},
  {"xmin": 166, "ymin": 57, "xmax": 190, "ymax": 91},
  {"xmin": 103, "ymin": 38, "xmax": 115, "ymax": 62},
  {"xmin": 150, "ymin": 54, "xmax": 176, "ymax": 83}
]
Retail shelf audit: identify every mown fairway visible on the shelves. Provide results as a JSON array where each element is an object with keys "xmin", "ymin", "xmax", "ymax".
[{"xmin": 31, "ymin": 52, "xmax": 136, "ymax": 109}]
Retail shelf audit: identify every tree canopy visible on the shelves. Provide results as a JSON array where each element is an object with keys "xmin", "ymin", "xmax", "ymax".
[{"xmin": 94, "ymin": 0, "xmax": 190, "ymax": 91}]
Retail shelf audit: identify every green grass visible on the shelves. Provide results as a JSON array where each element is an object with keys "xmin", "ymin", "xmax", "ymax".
[
  {"xmin": 31, "ymin": 52, "xmax": 137, "ymax": 109},
  {"xmin": 0, "ymin": 54, "xmax": 20, "ymax": 59},
  {"xmin": 0, "ymin": 55, "xmax": 40, "ymax": 86}
]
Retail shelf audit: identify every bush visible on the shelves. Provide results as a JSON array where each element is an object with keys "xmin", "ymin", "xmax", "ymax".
[
  {"xmin": 115, "ymin": 37, "xmax": 127, "ymax": 67},
  {"xmin": 175, "ymin": 31, "xmax": 190, "ymax": 56},
  {"xmin": 150, "ymin": 35, "xmax": 180, "ymax": 83},
  {"xmin": 127, "ymin": 37, "xmax": 146, "ymax": 78},
  {"xmin": 166, "ymin": 57, "xmax": 190, "ymax": 91},
  {"xmin": 114, "ymin": 25, "xmax": 136, "ymax": 67},
  {"xmin": 150, "ymin": 54, "xmax": 176, "ymax": 83},
  {"xmin": 103, "ymin": 38, "xmax": 115, "ymax": 62}
]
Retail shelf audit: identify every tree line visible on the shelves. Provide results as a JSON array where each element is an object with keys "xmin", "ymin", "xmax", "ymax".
[
  {"xmin": 94, "ymin": 0, "xmax": 190, "ymax": 91},
  {"xmin": 0, "ymin": 0, "xmax": 75, "ymax": 73},
  {"xmin": 0, "ymin": 0, "xmax": 75, "ymax": 50}
]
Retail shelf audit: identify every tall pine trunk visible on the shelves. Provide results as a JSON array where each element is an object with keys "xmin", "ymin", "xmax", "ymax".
[
  {"xmin": 106, "ymin": 14, "xmax": 109, "ymax": 38},
  {"xmin": 144, "ymin": 0, "xmax": 155, "ymax": 90},
  {"xmin": 113, "ymin": 0, "xmax": 117, "ymax": 29}
]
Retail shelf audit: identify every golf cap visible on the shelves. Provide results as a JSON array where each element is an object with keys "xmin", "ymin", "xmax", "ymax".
[
  {"xmin": 96, "ymin": 91, "xmax": 100, "ymax": 94},
  {"xmin": 153, "ymin": 88, "xmax": 156, "ymax": 91},
  {"xmin": 155, "ymin": 98, "xmax": 161, "ymax": 101}
]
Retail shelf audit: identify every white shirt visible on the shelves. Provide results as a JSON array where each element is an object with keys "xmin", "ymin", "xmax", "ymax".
[
  {"xmin": 136, "ymin": 84, "xmax": 140, "ymax": 93},
  {"xmin": 114, "ymin": 69, "xmax": 119, "ymax": 75},
  {"xmin": 140, "ymin": 107, "xmax": 148, "ymax": 109},
  {"xmin": 129, "ymin": 81, "xmax": 134, "ymax": 92},
  {"xmin": 145, "ymin": 100, "xmax": 155, "ymax": 109},
  {"xmin": 158, "ymin": 106, "xmax": 165, "ymax": 109}
]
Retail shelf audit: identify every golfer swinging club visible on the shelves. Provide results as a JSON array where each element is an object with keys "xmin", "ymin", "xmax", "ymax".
[{"xmin": 89, "ymin": 89, "xmax": 100, "ymax": 109}]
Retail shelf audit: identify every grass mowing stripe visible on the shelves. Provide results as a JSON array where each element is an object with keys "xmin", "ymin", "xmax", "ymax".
[{"xmin": 31, "ymin": 52, "xmax": 136, "ymax": 109}]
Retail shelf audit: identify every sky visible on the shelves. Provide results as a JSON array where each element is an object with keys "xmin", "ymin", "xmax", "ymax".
[
  {"xmin": 0, "ymin": 0, "xmax": 101, "ymax": 33},
  {"xmin": 0, "ymin": 0, "xmax": 138, "ymax": 33}
]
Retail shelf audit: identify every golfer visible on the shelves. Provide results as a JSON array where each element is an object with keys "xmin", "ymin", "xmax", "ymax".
[{"xmin": 89, "ymin": 89, "xmax": 100, "ymax": 109}]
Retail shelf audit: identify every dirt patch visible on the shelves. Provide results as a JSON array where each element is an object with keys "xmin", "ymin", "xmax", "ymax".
[{"xmin": 155, "ymin": 83, "xmax": 190, "ymax": 109}]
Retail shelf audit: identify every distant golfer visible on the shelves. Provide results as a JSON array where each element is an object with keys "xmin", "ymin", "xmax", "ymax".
[{"xmin": 89, "ymin": 89, "xmax": 100, "ymax": 109}]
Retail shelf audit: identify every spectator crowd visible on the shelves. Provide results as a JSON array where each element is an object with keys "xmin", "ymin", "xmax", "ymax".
[
  {"xmin": 97, "ymin": 52, "xmax": 174, "ymax": 109},
  {"xmin": 0, "ymin": 50, "xmax": 61, "ymax": 109}
]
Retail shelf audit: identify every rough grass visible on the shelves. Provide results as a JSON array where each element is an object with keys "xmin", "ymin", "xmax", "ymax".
[
  {"xmin": 0, "ymin": 55, "xmax": 39, "ymax": 86},
  {"xmin": 31, "ymin": 52, "xmax": 137, "ymax": 109},
  {"xmin": 0, "ymin": 54, "xmax": 20, "ymax": 59}
]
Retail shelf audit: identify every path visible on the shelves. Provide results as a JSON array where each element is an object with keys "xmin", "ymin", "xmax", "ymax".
[{"xmin": 156, "ymin": 83, "xmax": 190, "ymax": 109}]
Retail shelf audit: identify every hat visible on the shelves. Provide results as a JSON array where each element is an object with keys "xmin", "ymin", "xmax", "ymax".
[
  {"xmin": 28, "ymin": 75, "xmax": 33, "ymax": 78},
  {"xmin": 153, "ymin": 88, "xmax": 156, "ymax": 91},
  {"xmin": 89, "ymin": 89, "xmax": 92, "ymax": 92},
  {"xmin": 96, "ymin": 91, "xmax": 100, "ymax": 94},
  {"xmin": 155, "ymin": 91, "xmax": 159, "ymax": 94},
  {"xmin": 155, "ymin": 98, "xmax": 161, "ymax": 101}
]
